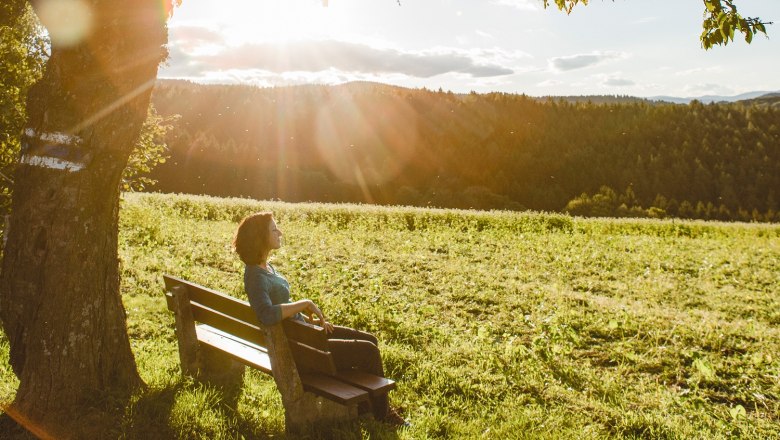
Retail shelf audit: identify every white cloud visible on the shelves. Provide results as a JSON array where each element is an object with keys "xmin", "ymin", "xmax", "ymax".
[
  {"xmin": 168, "ymin": 24, "xmax": 225, "ymax": 51},
  {"xmin": 164, "ymin": 67, "xmax": 412, "ymax": 89},
  {"xmin": 161, "ymin": 39, "xmax": 517, "ymax": 80},
  {"xmin": 601, "ymin": 74, "xmax": 635, "ymax": 87},
  {"xmin": 548, "ymin": 51, "xmax": 626, "ymax": 72}
]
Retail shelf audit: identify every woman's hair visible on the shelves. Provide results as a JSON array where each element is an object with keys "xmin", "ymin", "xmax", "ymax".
[{"xmin": 233, "ymin": 212, "xmax": 274, "ymax": 264}]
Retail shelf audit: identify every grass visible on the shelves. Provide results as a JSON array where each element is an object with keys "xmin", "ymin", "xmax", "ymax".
[{"xmin": 1, "ymin": 192, "xmax": 779, "ymax": 439}]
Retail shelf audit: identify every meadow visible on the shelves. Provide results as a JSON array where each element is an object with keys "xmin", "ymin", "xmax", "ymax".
[{"xmin": 1, "ymin": 192, "xmax": 779, "ymax": 439}]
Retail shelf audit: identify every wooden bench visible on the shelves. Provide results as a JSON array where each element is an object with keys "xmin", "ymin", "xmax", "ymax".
[{"xmin": 162, "ymin": 274, "xmax": 395, "ymax": 432}]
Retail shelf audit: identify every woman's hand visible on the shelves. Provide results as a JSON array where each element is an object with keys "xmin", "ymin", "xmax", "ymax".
[
  {"xmin": 320, "ymin": 320, "xmax": 334, "ymax": 334},
  {"xmin": 303, "ymin": 300, "xmax": 333, "ymax": 334}
]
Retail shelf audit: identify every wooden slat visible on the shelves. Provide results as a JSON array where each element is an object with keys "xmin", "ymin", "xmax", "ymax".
[
  {"xmin": 190, "ymin": 301, "xmax": 267, "ymax": 347},
  {"xmin": 289, "ymin": 341, "xmax": 337, "ymax": 376},
  {"xmin": 196, "ymin": 326, "xmax": 368, "ymax": 405},
  {"xmin": 163, "ymin": 275, "xmax": 331, "ymax": 350},
  {"xmin": 282, "ymin": 319, "xmax": 329, "ymax": 351},
  {"xmin": 196, "ymin": 325, "xmax": 272, "ymax": 374},
  {"xmin": 334, "ymin": 370, "xmax": 396, "ymax": 397},
  {"xmin": 299, "ymin": 374, "xmax": 370, "ymax": 405},
  {"xmin": 164, "ymin": 274, "xmax": 256, "ymax": 323}
]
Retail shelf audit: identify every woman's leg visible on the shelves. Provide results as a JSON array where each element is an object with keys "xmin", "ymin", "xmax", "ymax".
[
  {"xmin": 328, "ymin": 325, "xmax": 378, "ymax": 346},
  {"xmin": 327, "ymin": 327, "xmax": 388, "ymax": 419}
]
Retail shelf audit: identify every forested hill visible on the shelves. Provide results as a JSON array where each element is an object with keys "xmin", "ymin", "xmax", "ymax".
[{"xmin": 148, "ymin": 80, "xmax": 780, "ymax": 222}]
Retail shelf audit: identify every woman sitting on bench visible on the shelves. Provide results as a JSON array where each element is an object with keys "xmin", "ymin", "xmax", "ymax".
[{"xmin": 233, "ymin": 212, "xmax": 389, "ymax": 421}]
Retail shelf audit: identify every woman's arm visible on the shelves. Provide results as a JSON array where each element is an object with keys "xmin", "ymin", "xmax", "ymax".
[{"xmin": 283, "ymin": 300, "xmax": 334, "ymax": 333}]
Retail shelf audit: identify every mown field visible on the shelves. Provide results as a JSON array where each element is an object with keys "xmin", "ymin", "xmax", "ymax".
[{"xmin": 2, "ymin": 192, "xmax": 779, "ymax": 439}]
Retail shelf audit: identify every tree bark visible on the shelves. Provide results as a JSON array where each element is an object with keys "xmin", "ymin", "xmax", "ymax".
[{"xmin": 0, "ymin": 0, "xmax": 167, "ymax": 435}]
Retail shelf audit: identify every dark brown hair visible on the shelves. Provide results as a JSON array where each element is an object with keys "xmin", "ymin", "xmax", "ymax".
[{"xmin": 233, "ymin": 212, "xmax": 274, "ymax": 264}]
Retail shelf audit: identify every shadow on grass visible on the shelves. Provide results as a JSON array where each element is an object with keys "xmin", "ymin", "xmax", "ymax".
[
  {"xmin": 291, "ymin": 416, "xmax": 402, "ymax": 440},
  {"xmin": 1, "ymin": 379, "xmax": 403, "ymax": 439},
  {"xmin": 121, "ymin": 383, "xmax": 183, "ymax": 439}
]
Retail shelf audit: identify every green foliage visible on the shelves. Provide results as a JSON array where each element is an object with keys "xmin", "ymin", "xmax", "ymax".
[
  {"xmin": 701, "ymin": 0, "xmax": 771, "ymax": 49},
  {"xmin": 0, "ymin": 4, "xmax": 47, "ymax": 213},
  {"xmin": 565, "ymin": 185, "xmax": 780, "ymax": 223},
  {"xmin": 122, "ymin": 104, "xmax": 178, "ymax": 192},
  {"xmin": 7, "ymin": 192, "xmax": 778, "ymax": 438}
]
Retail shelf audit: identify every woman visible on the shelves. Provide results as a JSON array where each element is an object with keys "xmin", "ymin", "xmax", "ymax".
[{"xmin": 233, "ymin": 212, "xmax": 389, "ymax": 421}]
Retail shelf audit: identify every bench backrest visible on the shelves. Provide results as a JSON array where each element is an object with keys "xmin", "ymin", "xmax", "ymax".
[{"xmin": 163, "ymin": 274, "xmax": 337, "ymax": 375}]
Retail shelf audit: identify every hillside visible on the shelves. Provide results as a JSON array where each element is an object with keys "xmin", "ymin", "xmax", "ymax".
[
  {"xmin": 738, "ymin": 92, "xmax": 780, "ymax": 109},
  {"xmin": 148, "ymin": 80, "xmax": 780, "ymax": 222}
]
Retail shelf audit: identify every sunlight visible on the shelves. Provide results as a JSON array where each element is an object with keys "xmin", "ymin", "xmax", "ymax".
[
  {"xmin": 35, "ymin": 0, "xmax": 94, "ymax": 47},
  {"xmin": 223, "ymin": 0, "xmax": 341, "ymax": 44},
  {"xmin": 314, "ymin": 88, "xmax": 419, "ymax": 202}
]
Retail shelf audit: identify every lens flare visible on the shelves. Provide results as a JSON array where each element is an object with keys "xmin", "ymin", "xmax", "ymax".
[
  {"xmin": 36, "ymin": 0, "xmax": 94, "ymax": 47},
  {"xmin": 315, "ymin": 89, "xmax": 418, "ymax": 201}
]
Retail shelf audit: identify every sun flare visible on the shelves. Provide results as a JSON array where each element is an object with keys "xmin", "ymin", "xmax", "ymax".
[{"xmin": 225, "ymin": 0, "xmax": 343, "ymax": 44}]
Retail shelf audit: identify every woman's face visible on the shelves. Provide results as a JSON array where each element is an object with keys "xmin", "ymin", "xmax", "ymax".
[{"xmin": 267, "ymin": 218, "xmax": 283, "ymax": 250}]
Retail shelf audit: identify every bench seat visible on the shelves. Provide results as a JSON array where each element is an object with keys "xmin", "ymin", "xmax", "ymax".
[{"xmin": 196, "ymin": 324, "xmax": 369, "ymax": 405}]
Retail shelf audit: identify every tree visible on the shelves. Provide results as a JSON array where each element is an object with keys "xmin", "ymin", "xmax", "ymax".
[
  {"xmin": 544, "ymin": 0, "xmax": 772, "ymax": 49},
  {"xmin": 0, "ymin": 0, "xmax": 175, "ymax": 435}
]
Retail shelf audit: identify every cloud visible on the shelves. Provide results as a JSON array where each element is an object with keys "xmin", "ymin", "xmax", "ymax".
[
  {"xmin": 603, "ymin": 77, "xmax": 635, "ymax": 87},
  {"xmin": 491, "ymin": 0, "xmax": 539, "ymax": 11},
  {"xmin": 168, "ymin": 24, "xmax": 224, "ymax": 51},
  {"xmin": 161, "ymin": 67, "xmax": 413, "ymax": 89},
  {"xmin": 163, "ymin": 39, "xmax": 516, "ymax": 79},
  {"xmin": 548, "ymin": 51, "xmax": 625, "ymax": 71}
]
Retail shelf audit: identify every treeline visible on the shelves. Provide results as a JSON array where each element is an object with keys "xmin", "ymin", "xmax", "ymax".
[{"xmin": 148, "ymin": 80, "xmax": 780, "ymax": 222}]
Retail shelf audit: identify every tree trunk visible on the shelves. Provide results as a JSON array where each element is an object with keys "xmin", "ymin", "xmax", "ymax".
[{"xmin": 0, "ymin": 0, "xmax": 167, "ymax": 435}]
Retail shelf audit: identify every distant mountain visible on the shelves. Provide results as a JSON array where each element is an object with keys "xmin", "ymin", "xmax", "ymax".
[
  {"xmin": 649, "ymin": 91, "xmax": 779, "ymax": 104},
  {"xmin": 736, "ymin": 92, "xmax": 780, "ymax": 109}
]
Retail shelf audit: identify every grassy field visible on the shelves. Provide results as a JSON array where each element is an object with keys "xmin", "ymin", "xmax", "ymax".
[{"xmin": 1, "ymin": 192, "xmax": 779, "ymax": 439}]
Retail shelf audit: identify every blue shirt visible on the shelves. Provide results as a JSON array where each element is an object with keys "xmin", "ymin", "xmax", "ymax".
[{"xmin": 244, "ymin": 263, "xmax": 302, "ymax": 326}]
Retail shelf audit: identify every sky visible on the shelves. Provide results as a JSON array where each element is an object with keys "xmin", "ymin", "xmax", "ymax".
[{"xmin": 157, "ymin": 0, "xmax": 780, "ymax": 98}]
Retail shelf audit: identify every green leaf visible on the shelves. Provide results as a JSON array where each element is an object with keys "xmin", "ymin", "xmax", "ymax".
[
  {"xmin": 693, "ymin": 358, "xmax": 716, "ymax": 380},
  {"xmin": 729, "ymin": 404, "xmax": 746, "ymax": 420}
]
